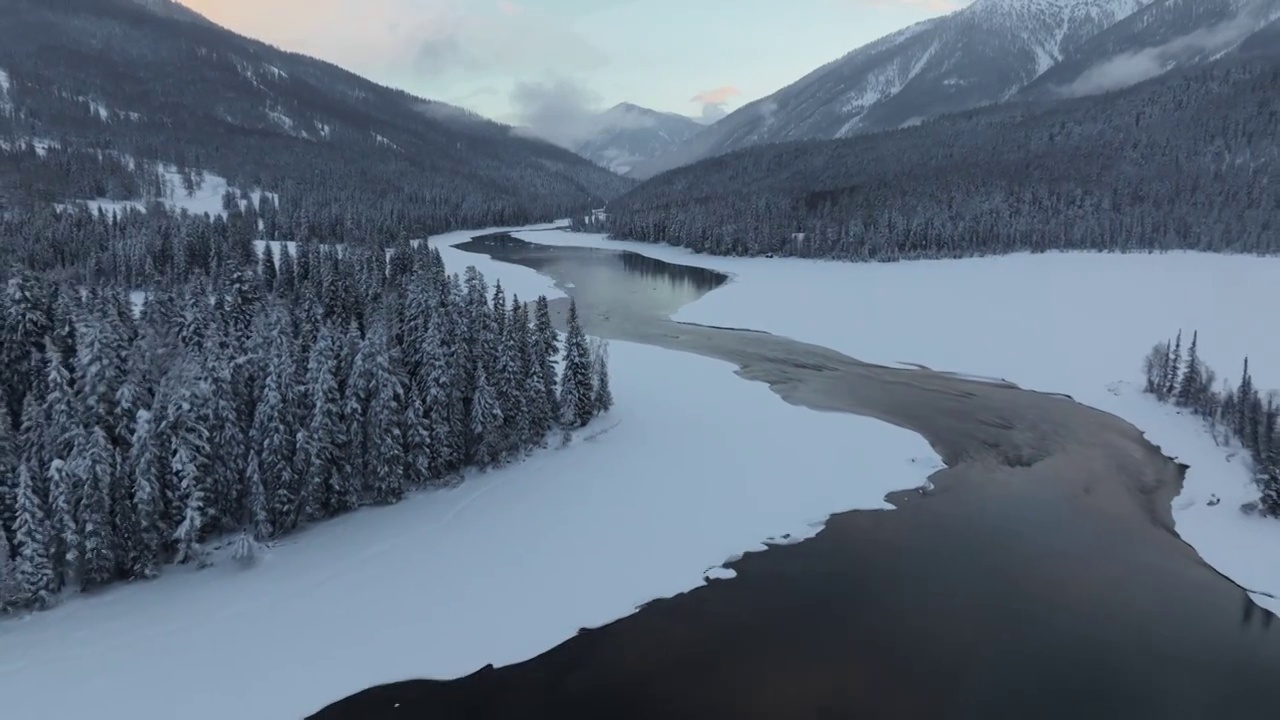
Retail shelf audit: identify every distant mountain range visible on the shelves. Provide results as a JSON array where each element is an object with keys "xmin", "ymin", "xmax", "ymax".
[
  {"xmin": 601, "ymin": 33, "xmax": 1278, "ymax": 260},
  {"xmin": 627, "ymin": 0, "xmax": 1280, "ymax": 180},
  {"xmin": 569, "ymin": 103, "xmax": 704, "ymax": 175},
  {"xmin": 0, "ymin": 0, "xmax": 630, "ymax": 227}
]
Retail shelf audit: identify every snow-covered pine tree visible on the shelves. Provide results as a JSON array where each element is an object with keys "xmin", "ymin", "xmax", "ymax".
[
  {"xmin": 421, "ymin": 310, "xmax": 461, "ymax": 479},
  {"xmin": 532, "ymin": 295, "xmax": 560, "ymax": 419},
  {"xmin": 403, "ymin": 389, "xmax": 433, "ymax": 487},
  {"xmin": 243, "ymin": 448, "xmax": 272, "ymax": 541},
  {"xmin": 1176, "ymin": 331, "xmax": 1202, "ymax": 408},
  {"xmin": 260, "ymin": 241, "xmax": 278, "ymax": 293},
  {"xmin": 252, "ymin": 325, "xmax": 299, "ymax": 534},
  {"xmin": 1163, "ymin": 330, "xmax": 1182, "ymax": 399},
  {"xmin": 1142, "ymin": 340, "xmax": 1170, "ymax": 397},
  {"xmin": 204, "ymin": 334, "xmax": 247, "ymax": 534},
  {"xmin": 74, "ymin": 425, "xmax": 119, "ymax": 588},
  {"xmin": 495, "ymin": 294, "xmax": 528, "ymax": 458},
  {"xmin": 470, "ymin": 360, "xmax": 504, "ymax": 468},
  {"xmin": 559, "ymin": 299, "xmax": 595, "ymax": 429},
  {"xmin": 276, "ymin": 243, "xmax": 297, "ymax": 298},
  {"xmin": 0, "ymin": 522, "xmax": 16, "ymax": 611},
  {"xmin": 297, "ymin": 326, "xmax": 346, "ymax": 521},
  {"xmin": 170, "ymin": 397, "xmax": 212, "ymax": 568},
  {"xmin": 47, "ymin": 458, "xmax": 78, "ymax": 588},
  {"xmin": 360, "ymin": 322, "xmax": 408, "ymax": 504},
  {"xmin": 125, "ymin": 409, "xmax": 163, "ymax": 579},
  {"xmin": 590, "ymin": 338, "xmax": 614, "ymax": 416},
  {"xmin": 12, "ymin": 462, "xmax": 56, "ymax": 608}
]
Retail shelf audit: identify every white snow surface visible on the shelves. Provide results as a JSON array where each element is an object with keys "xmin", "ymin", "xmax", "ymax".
[
  {"xmin": 0, "ymin": 222, "xmax": 938, "ymax": 720},
  {"xmin": 505, "ymin": 229, "xmax": 1280, "ymax": 612},
  {"xmin": 70, "ymin": 166, "xmax": 274, "ymax": 218}
]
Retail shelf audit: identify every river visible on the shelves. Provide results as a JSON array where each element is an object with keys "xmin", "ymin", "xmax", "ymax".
[{"xmin": 311, "ymin": 233, "xmax": 1280, "ymax": 719}]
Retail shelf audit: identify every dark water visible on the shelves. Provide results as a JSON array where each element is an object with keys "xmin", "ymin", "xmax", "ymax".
[
  {"xmin": 311, "ymin": 233, "xmax": 1280, "ymax": 720},
  {"xmin": 456, "ymin": 234, "xmax": 728, "ymax": 319}
]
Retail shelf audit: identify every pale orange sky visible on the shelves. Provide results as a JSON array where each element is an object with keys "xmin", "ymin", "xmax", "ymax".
[{"xmin": 181, "ymin": 0, "xmax": 960, "ymax": 121}]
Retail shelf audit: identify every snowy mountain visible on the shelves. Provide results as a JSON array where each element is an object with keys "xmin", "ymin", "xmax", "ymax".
[
  {"xmin": 0, "ymin": 0, "xmax": 629, "ymax": 221},
  {"xmin": 627, "ymin": 0, "xmax": 1156, "ymax": 179},
  {"xmin": 571, "ymin": 103, "xmax": 704, "ymax": 175},
  {"xmin": 1023, "ymin": 0, "xmax": 1280, "ymax": 97},
  {"xmin": 127, "ymin": 0, "xmax": 211, "ymax": 24}
]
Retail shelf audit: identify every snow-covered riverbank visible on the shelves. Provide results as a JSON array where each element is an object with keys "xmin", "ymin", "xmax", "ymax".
[
  {"xmin": 0, "ymin": 226, "xmax": 936, "ymax": 720},
  {"xmin": 500, "ymin": 228, "xmax": 1280, "ymax": 612}
]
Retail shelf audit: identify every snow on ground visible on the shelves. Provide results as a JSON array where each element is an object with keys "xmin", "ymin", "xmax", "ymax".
[
  {"xmin": 70, "ymin": 165, "xmax": 274, "ymax": 218},
  {"xmin": 506, "ymin": 228, "xmax": 1280, "ymax": 612},
  {"xmin": 0, "ymin": 337, "xmax": 936, "ymax": 720}
]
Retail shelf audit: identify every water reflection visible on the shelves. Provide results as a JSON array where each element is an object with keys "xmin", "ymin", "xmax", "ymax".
[{"xmin": 457, "ymin": 234, "xmax": 727, "ymax": 320}]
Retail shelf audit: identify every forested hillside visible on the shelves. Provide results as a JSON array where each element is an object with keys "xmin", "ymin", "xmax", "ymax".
[
  {"xmin": 0, "ymin": 0, "xmax": 631, "ymax": 232},
  {"xmin": 598, "ymin": 51, "xmax": 1278, "ymax": 260},
  {"xmin": 0, "ymin": 203, "xmax": 614, "ymax": 613}
]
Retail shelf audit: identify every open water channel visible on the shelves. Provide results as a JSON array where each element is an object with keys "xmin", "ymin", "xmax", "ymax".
[{"xmin": 311, "ymin": 233, "xmax": 1280, "ymax": 719}]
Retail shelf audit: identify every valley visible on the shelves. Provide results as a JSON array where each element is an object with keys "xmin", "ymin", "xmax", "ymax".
[{"xmin": 1, "ymin": 0, "xmax": 1277, "ymax": 717}]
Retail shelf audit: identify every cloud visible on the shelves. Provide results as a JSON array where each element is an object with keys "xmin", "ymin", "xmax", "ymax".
[
  {"xmin": 691, "ymin": 85, "xmax": 741, "ymax": 124},
  {"xmin": 508, "ymin": 78, "xmax": 661, "ymax": 150},
  {"xmin": 182, "ymin": 0, "xmax": 606, "ymax": 85},
  {"xmin": 1055, "ymin": 11, "xmax": 1265, "ymax": 98}
]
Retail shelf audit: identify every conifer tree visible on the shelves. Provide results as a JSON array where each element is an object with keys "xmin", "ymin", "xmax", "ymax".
[
  {"xmin": 533, "ymin": 295, "xmax": 560, "ymax": 420},
  {"xmin": 126, "ymin": 409, "xmax": 162, "ymax": 579},
  {"xmin": 1163, "ymin": 330, "xmax": 1182, "ymax": 399},
  {"xmin": 361, "ymin": 324, "xmax": 407, "ymax": 503},
  {"xmin": 591, "ymin": 339, "xmax": 614, "ymax": 416},
  {"xmin": 254, "ymin": 345, "xmax": 298, "ymax": 533},
  {"xmin": 470, "ymin": 361, "xmax": 504, "ymax": 468},
  {"xmin": 297, "ymin": 327, "xmax": 343, "ymax": 522},
  {"xmin": 244, "ymin": 449, "xmax": 272, "ymax": 540},
  {"xmin": 74, "ymin": 425, "xmax": 118, "ymax": 588},
  {"xmin": 559, "ymin": 299, "xmax": 595, "ymax": 429},
  {"xmin": 260, "ymin": 242, "xmax": 278, "ymax": 293},
  {"xmin": 1176, "ymin": 331, "xmax": 1202, "ymax": 408},
  {"xmin": 277, "ymin": 244, "xmax": 297, "ymax": 298},
  {"xmin": 0, "ymin": 523, "xmax": 17, "ymax": 611},
  {"xmin": 13, "ymin": 463, "xmax": 56, "ymax": 608}
]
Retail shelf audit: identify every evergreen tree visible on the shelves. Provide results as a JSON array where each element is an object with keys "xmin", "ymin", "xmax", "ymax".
[
  {"xmin": 591, "ymin": 339, "xmax": 614, "ymax": 416},
  {"xmin": 260, "ymin": 242, "xmax": 278, "ymax": 293},
  {"xmin": 126, "ymin": 409, "xmax": 162, "ymax": 579},
  {"xmin": 297, "ymin": 327, "xmax": 344, "ymax": 521},
  {"xmin": 74, "ymin": 425, "xmax": 118, "ymax": 588},
  {"xmin": 244, "ymin": 449, "xmax": 271, "ymax": 540},
  {"xmin": 12, "ymin": 463, "xmax": 56, "ymax": 608},
  {"xmin": 559, "ymin": 300, "xmax": 595, "ymax": 429},
  {"xmin": 0, "ymin": 523, "xmax": 17, "ymax": 611},
  {"xmin": 276, "ymin": 244, "xmax": 297, "ymax": 298},
  {"xmin": 470, "ymin": 361, "xmax": 504, "ymax": 468},
  {"xmin": 252, "ymin": 329, "xmax": 298, "ymax": 533},
  {"xmin": 533, "ymin": 295, "xmax": 560, "ymax": 419},
  {"xmin": 361, "ymin": 324, "xmax": 408, "ymax": 503},
  {"xmin": 1175, "ymin": 331, "xmax": 1201, "ymax": 407},
  {"xmin": 1163, "ymin": 330, "xmax": 1182, "ymax": 400}
]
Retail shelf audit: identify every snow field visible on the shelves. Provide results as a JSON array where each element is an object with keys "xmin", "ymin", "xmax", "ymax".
[
  {"xmin": 0, "ymin": 226, "xmax": 938, "ymax": 719},
  {"xmin": 509, "ymin": 228, "xmax": 1280, "ymax": 612}
]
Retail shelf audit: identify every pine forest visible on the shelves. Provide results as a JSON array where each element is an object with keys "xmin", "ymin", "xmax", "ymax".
[{"xmin": 0, "ymin": 200, "xmax": 614, "ymax": 613}]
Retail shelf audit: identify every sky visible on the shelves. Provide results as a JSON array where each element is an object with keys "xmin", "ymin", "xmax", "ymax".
[{"xmin": 182, "ymin": 0, "xmax": 961, "ymax": 126}]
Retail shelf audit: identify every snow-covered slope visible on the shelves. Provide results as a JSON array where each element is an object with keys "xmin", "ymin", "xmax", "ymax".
[
  {"xmin": 571, "ymin": 103, "xmax": 704, "ymax": 175},
  {"xmin": 1024, "ymin": 0, "xmax": 1280, "ymax": 97},
  {"xmin": 627, "ymin": 0, "xmax": 1153, "ymax": 179}
]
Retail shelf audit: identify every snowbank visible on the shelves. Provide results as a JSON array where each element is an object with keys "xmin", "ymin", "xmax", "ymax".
[
  {"xmin": 68, "ymin": 166, "xmax": 275, "ymax": 218},
  {"xmin": 508, "ymin": 228, "xmax": 1280, "ymax": 612},
  {"xmin": 0, "ymin": 271, "xmax": 935, "ymax": 720}
]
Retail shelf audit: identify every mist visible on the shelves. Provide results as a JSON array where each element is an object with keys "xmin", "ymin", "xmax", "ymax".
[
  {"xmin": 1057, "ymin": 11, "xmax": 1267, "ymax": 98},
  {"xmin": 509, "ymin": 78, "xmax": 663, "ymax": 149}
]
